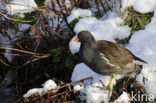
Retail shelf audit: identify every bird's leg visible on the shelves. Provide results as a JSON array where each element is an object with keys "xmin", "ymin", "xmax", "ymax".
[
  {"xmin": 97, "ymin": 73, "xmax": 116, "ymax": 98},
  {"xmin": 105, "ymin": 73, "xmax": 115, "ymax": 98}
]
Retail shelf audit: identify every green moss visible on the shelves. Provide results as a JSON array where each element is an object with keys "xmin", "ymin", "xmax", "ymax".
[
  {"xmin": 115, "ymin": 37, "xmax": 130, "ymax": 45},
  {"xmin": 124, "ymin": 6, "xmax": 153, "ymax": 32},
  {"xmin": 12, "ymin": 11, "xmax": 38, "ymax": 24},
  {"xmin": 69, "ymin": 16, "xmax": 82, "ymax": 29}
]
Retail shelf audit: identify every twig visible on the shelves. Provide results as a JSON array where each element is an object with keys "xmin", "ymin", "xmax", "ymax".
[
  {"xmin": 0, "ymin": 51, "xmax": 27, "ymax": 56},
  {"xmin": 0, "ymin": 12, "xmax": 36, "ymax": 23},
  {"xmin": 0, "ymin": 47, "xmax": 50, "ymax": 56},
  {"xmin": 57, "ymin": 77, "xmax": 92, "ymax": 90},
  {"xmin": 0, "ymin": 57, "xmax": 12, "ymax": 67},
  {"xmin": 99, "ymin": 0, "xmax": 107, "ymax": 15},
  {"xmin": 56, "ymin": 0, "xmax": 74, "ymax": 33},
  {"xmin": 104, "ymin": 0, "xmax": 112, "ymax": 11},
  {"xmin": 50, "ymin": 90, "xmax": 75, "ymax": 99},
  {"xmin": 52, "ymin": 29, "xmax": 64, "ymax": 39},
  {"xmin": 95, "ymin": 0, "xmax": 102, "ymax": 17}
]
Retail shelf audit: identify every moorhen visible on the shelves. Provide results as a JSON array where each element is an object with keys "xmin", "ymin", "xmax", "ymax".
[{"xmin": 73, "ymin": 30, "xmax": 146, "ymax": 97}]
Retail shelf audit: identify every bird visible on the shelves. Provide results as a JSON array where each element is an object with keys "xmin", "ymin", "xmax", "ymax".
[{"xmin": 73, "ymin": 30, "xmax": 147, "ymax": 98}]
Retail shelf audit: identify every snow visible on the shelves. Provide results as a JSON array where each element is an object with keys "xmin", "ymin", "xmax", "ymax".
[
  {"xmin": 121, "ymin": 0, "xmax": 156, "ymax": 13},
  {"xmin": 0, "ymin": 33, "xmax": 14, "ymax": 62},
  {"xmin": 67, "ymin": 8, "xmax": 92, "ymax": 23},
  {"xmin": 71, "ymin": 63, "xmax": 110, "ymax": 102},
  {"xmin": 113, "ymin": 92, "xmax": 130, "ymax": 103},
  {"xmin": 85, "ymin": 86, "xmax": 109, "ymax": 103},
  {"xmin": 4, "ymin": 0, "xmax": 38, "ymax": 16},
  {"xmin": 23, "ymin": 79, "xmax": 57, "ymax": 98},
  {"xmin": 42, "ymin": 79, "xmax": 57, "ymax": 92},
  {"xmin": 73, "ymin": 84, "xmax": 84, "ymax": 91},
  {"xmin": 113, "ymin": 26, "xmax": 130, "ymax": 39},
  {"xmin": 18, "ymin": 24, "xmax": 31, "ymax": 32},
  {"xmin": 121, "ymin": 0, "xmax": 135, "ymax": 11},
  {"xmin": 133, "ymin": 0, "xmax": 156, "ymax": 13},
  {"xmin": 71, "ymin": 63, "xmax": 123, "ymax": 102},
  {"xmin": 0, "ymin": 1, "xmax": 6, "ymax": 11},
  {"xmin": 23, "ymin": 88, "xmax": 43, "ymax": 97},
  {"xmin": 127, "ymin": 14, "xmax": 156, "ymax": 97}
]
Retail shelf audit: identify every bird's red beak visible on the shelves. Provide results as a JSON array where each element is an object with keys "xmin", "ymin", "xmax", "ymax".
[{"xmin": 73, "ymin": 37, "xmax": 79, "ymax": 44}]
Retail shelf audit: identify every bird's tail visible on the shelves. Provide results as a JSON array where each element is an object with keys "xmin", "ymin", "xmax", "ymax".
[{"xmin": 134, "ymin": 56, "xmax": 147, "ymax": 65}]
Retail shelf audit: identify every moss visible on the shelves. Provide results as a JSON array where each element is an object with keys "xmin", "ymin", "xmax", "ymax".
[
  {"xmin": 123, "ymin": 6, "xmax": 153, "ymax": 32},
  {"xmin": 116, "ymin": 6, "xmax": 153, "ymax": 45},
  {"xmin": 69, "ymin": 16, "xmax": 82, "ymax": 30},
  {"xmin": 12, "ymin": 11, "xmax": 38, "ymax": 24},
  {"xmin": 115, "ymin": 37, "xmax": 130, "ymax": 45}
]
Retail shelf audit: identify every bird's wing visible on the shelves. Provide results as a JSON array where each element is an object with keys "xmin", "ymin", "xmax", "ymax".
[{"xmin": 97, "ymin": 40, "xmax": 145, "ymax": 68}]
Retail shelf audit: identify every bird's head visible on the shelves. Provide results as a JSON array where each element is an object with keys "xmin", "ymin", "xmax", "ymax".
[{"xmin": 73, "ymin": 31, "xmax": 95, "ymax": 44}]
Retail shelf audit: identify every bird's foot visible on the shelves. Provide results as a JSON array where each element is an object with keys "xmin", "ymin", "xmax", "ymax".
[{"xmin": 96, "ymin": 74, "xmax": 116, "ymax": 98}]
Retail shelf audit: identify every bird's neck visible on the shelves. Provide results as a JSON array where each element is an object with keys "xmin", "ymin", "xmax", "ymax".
[
  {"xmin": 81, "ymin": 40, "xmax": 97, "ymax": 50},
  {"xmin": 80, "ymin": 40, "xmax": 99, "ymax": 60}
]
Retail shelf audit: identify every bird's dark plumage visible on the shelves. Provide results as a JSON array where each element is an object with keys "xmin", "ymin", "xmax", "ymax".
[{"xmin": 76, "ymin": 31, "xmax": 146, "ymax": 77}]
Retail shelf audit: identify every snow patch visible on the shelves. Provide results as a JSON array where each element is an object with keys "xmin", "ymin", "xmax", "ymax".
[
  {"xmin": 71, "ymin": 63, "xmax": 123, "ymax": 102},
  {"xmin": 113, "ymin": 92, "xmax": 130, "ymax": 103},
  {"xmin": 133, "ymin": 0, "xmax": 156, "ymax": 13},
  {"xmin": 23, "ymin": 79, "xmax": 57, "ymax": 98},
  {"xmin": 67, "ymin": 8, "xmax": 92, "ymax": 23},
  {"xmin": 42, "ymin": 79, "xmax": 57, "ymax": 92},
  {"xmin": 121, "ymin": 0, "xmax": 156, "ymax": 13},
  {"xmin": 113, "ymin": 26, "xmax": 130, "ymax": 39},
  {"xmin": 5, "ymin": 0, "xmax": 38, "ymax": 16}
]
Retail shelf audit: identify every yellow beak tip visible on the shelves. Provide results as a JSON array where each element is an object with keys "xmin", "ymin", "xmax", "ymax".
[{"xmin": 73, "ymin": 41, "xmax": 77, "ymax": 44}]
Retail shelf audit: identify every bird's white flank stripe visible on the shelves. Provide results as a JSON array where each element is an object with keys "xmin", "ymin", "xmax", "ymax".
[{"xmin": 100, "ymin": 53, "xmax": 120, "ymax": 68}]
